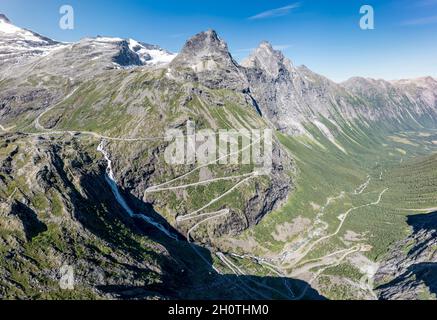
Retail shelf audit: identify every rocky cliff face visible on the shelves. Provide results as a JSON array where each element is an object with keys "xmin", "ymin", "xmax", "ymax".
[
  {"xmin": 242, "ymin": 42, "xmax": 437, "ymax": 139},
  {"xmin": 375, "ymin": 211, "xmax": 437, "ymax": 300},
  {"xmin": 343, "ymin": 77, "xmax": 437, "ymax": 127},
  {"xmin": 241, "ymin": 42, "xmax": 362, "ymax": 136},
  {"xmin": 0, "ymin": 133, "xmax": 171, "ymax": 299}
]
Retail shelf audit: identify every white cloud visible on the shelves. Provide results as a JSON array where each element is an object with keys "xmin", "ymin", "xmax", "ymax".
[{"xmin": 248, "ymin": 3, "xmax": 301, "ymax": 20}]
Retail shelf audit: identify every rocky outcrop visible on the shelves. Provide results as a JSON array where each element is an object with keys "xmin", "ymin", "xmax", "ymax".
[
  {"xmin": 128, "ymin": 39, "xmax": 176, "ymax": 65},
  {"xmin": 242, "ymin": 41, "xmax": 295, "ymax": 79},
  {"xmin": 375, "ymin": 212, "xmax": 437, "ymax": 300}
]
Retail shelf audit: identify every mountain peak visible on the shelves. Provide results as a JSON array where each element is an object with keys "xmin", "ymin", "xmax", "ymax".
[
  {"xmin": 258, "ymin": 40, "xmax": 274, "ymax": 50},
  {"xmin": 182, "ymin": 29, "xmax": 226, "ymax": 52},
  {"xmin": 170, "ymin": 29, "xmax": 237, "ymax": 72},
  {"xmin": 0, "ymin": 12, "xmax": 56, "ymax": 44},
  {"xmin": 241, "ymin": 41, "xmax": 294, "ymax": 78},
  {"xmin": 190, "ymin": 29, "xmax": 223, "ymax": 46},
  {"xmin": 204, "ymin": 29, "xmax": 220, "ymax": 40},
  {"xmin": 169, "ymin": 30, "xmax": 248, "ymax": 90},
  {"xmin": 0, "ymin": 14, "xmax": 10, "ymax": 23}
]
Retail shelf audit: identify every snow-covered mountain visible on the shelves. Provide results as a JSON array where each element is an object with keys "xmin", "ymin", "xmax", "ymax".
[
  {"xmin": 0, "ymin": 14, "xmax": 64, "ymax": 66},
  {"xmin": 0, "ymin": 14, "xmax": 176, "ymax": 70}
]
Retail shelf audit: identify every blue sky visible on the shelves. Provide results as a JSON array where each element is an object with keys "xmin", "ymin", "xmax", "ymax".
[{"xmin": 1, "ymin": 0, "xmax": 437, "ymax": 81}]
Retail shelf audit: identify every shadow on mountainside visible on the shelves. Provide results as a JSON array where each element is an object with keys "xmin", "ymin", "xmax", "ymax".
[
  {"xmin": 404, "ymin": 211, "xmax": 437, "ymax": 296},
  {"xmin": 97, "ymin": 273, "xmax": 326, "ymax": 300},
  {"xmin": 376, "ymin": 263, "xmax": 437, "ymax": 298},
  {"xmin": 407, "ymin": 211, "xmax": 437, "ymax": 233},
  {"xmin": 376, "ymin": 211, "xmax": 437, "ymax": 299},
  {"xmin": 404, "ymin": 263, "xmax": 437, "ymax": 296}
]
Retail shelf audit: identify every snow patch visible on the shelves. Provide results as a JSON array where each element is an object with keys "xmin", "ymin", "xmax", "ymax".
[
  {"xmin": 95, "ymin": 36, "xmax": 124, "ymax": 43},
  {"xmin": 146, "ymin": 49, "xmax": 177, "ymax": 65},
  {"xmin": 0, "ymin": 19, "xmax": 46, "ymax": 43},
  {"xmin": 128, "ymin": 38, "xmax": 176, "ymax": 65}
]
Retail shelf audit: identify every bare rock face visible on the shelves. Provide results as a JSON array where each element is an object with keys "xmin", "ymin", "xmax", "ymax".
[
  {"xmin": 242, "ymin": 41, "xmax": 294, "ymax": 79},
  {"xmin": 169, "ymin": 30, "xmax": 248, "ymax": 90},
  {"xmin": 243, "ymin": 41, "xmax": 437, "ymax": 138},
  {"xmin": 343, "ymin": 77, "xmax": 437, "ymax": 127},
  {"xmin": 375, "ymin": 212, "xmax": 437, "ymax": 300},
  {"xmin": 2, "ymin": 18, "xmax": 437, "ymax": 300},
  {"xmin": 242, "ymin": 42, "xmax": 359, "ymax": 136},
  {"xmin": 0, "ymin": 15, "xmax": 175, "ymax": 77}
]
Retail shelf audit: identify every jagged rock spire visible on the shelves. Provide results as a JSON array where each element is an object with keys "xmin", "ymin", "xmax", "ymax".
[
  {"xmin": 241, "ymin": 41, "xmax": 294, "ymax": 78},
  {"xmin": 170, "ymin": 30, "xmax": 248, "ymax": 90},
  {"xmin": 171, "ymin": 29, "xmax": 239, "ymax": 72}
]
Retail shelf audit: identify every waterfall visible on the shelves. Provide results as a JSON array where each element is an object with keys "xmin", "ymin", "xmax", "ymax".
[{"xmin": 97, "ymin": 142, "xmax": 179, "ymax": 241}]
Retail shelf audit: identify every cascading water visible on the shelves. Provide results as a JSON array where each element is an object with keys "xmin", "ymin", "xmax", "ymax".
[{"xmin": 97, "ymin": 142, "xmax": 179, "ymax": 241}]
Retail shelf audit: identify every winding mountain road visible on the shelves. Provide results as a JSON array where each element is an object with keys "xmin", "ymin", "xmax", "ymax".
[
  {"xmin": 290, "ymin": 188, "xmax": 388, "ymax": 267},
  {"xmin": 145, "ymin": 172, "xmax": 255, "ymax": 193}
]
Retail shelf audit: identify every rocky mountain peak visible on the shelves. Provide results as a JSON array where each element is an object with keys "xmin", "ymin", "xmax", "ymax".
[
  {"xmin": 0, "ymin": 13, "xmax": 11, "ymax": 23},
  {"xmin": 170, "ymin": 29, "xmax": 238, "ymax": 72},
  {"xmin": 168, "ymin": 30, "xmax": 248, "ymax": 90},
  {"xmin": 182, "ymin": 29, "xmax": 228, "ymax": 56},
  {"xmin": 258, "ymin": 41, "xmax": 276, "ymax": 53},
  {"xmin": 241, "ymin": 41, "xmax": 294, "ymax": 78}
]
